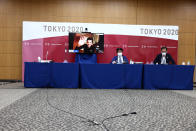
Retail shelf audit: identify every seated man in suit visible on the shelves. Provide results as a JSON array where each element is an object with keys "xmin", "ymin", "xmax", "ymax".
[
  {"xmin": 111, "ymin": 48, "xmax": 129, "ymax": 64},
  {"xmin": 153, "ymin": 46, "xmax": 175, "ymax": 65}
]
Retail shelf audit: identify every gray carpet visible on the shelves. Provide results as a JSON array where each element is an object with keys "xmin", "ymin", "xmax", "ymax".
[{"xmin": 0, "ymin": 89, "xmax": 196, "ymax": 131}]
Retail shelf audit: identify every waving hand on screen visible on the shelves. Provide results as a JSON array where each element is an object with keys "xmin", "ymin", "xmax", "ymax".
[{"xmin": 78, "ymin": 36, "xmax": 87, "ymax": 47}]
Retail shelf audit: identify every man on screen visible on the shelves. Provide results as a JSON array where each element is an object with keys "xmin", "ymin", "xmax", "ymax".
[
  {"xmin": 111, "ymin": 48, "xmax": 129, "ymax": 64},
  {"xmin": 75, "ymin": 37, "xmax": 96, "ymax": 53},
  {"xmin": 153, "ymin": 46, "xmax": 175, "ymax": 65}
]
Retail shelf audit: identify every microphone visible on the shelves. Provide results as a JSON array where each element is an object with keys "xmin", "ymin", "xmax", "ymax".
[{"xmin": 46, "ymin": 51, "xmax": 48, "ymax": 60}]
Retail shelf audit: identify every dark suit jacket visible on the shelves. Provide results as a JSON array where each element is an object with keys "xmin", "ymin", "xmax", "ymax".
[
  {"xmin": 75, "ymin": 44, "xmax": 96, "ymax": 53},
  {"xmin": 111, "ymin": 55, "xmax": 129, "ymax": 64},
  {"xmin": 153, "ymin": 53, "xmax": 175, "ymax": 65}
]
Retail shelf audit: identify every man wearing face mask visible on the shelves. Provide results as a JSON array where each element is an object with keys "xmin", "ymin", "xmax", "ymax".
[
  {"xmin": 153, "ymin": 46, "xmax": 175, "ymax": 65},
  {"xmin": 111, "ymin": 48, "xmax": 129, "ymax": 64}
]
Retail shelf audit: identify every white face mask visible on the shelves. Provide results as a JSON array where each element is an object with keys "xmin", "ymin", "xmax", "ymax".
[
  {"xmin": 118, "ymin": 52, "xmax": 122, "ymax": 56},
  {"xmin": 162, "ymin": 52, "xmax": 166, "ymax": 56}
]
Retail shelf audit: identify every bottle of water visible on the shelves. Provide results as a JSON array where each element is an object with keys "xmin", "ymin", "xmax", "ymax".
[
  {"xmin": 38, "ymin": 56, "xmax": 41, "ymax": 62},
  {"xmin": 130, "ymin": 59, "xmax": 134, "ymax": 64}
]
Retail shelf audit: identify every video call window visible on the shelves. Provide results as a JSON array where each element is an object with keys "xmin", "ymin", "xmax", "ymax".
[{"xmin": 69, "ymin": 32, "xmax": 104, "ymax": 54}]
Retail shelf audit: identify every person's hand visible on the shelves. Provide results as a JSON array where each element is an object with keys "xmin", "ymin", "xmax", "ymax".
[
  {"xmin": 78, "ymin": 36, "xmax": 86, "ymax": 46},
  {"xmin": 112, "ymin": 61, "xmax": 117, "ymax": 64}
]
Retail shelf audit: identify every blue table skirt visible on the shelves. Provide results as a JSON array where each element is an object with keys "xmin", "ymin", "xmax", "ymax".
[
  {"xmin": 51, "ymin": 63, "xmax": 79, "ymax": 88},
  {"xmin": 24, "ymin": 62, "xmax": 52, "ymax": 88},
  {"xmin": 24, "ymin": 62, "xmax": 195, "ymax": 90},
  {"xmin": 80, "ymin": 64, "xmax": 143, "ymax": 89},
  {"xmin": 24, "ymin": 62, "xmax": 79, "ymax": 88},
  {"xmin": 143, "ymin": 65, "xmax": 195, "ymax": 90}
]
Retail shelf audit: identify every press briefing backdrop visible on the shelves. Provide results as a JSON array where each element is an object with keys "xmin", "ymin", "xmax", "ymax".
[{"xmin": 22, "ymin": 21, "xmax": 178, "ymax": 79}]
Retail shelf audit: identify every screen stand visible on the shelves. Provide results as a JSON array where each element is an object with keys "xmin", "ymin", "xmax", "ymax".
[{"xmin": 75, "ymin": 54, "xmax": 97, "ymax": 64}]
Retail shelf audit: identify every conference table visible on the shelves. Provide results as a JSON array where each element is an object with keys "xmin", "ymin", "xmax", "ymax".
[
  {"xmin": 24, "ymin": 62, "xmax": 79, "ymax": 88},
  {"xmin": 143, "ymin": 65, "xmax": 195, "ymax": 90},
  {"xmin": 24, "ymin": 62, "xmax": 195, "ymax": 90},
  {"xmin": 80, "ymin": 64, "xmax": 143, "ymax": 89},
  {"xmin": 24, "ymin": 62, "xmax": 143, "ymax": 89}
]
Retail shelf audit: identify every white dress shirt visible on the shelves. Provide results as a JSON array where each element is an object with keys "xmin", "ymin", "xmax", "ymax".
[
  {"xmin": 117, "ymin": 56, "xmax": 123, "ymax": 64},
  {"xmin": 161, "ymin": 56, "xmax": 167, "ymax": 64}
]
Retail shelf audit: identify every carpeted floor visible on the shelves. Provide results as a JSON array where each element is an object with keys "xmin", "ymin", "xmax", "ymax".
[{"xmin": 0, "ymin": 89, "xmax": 196, "ymax": 131}]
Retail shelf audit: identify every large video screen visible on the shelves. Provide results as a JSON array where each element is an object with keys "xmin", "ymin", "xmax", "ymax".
[{"xmin": 69, "ymin": 32, "xmax": 104, "ymax": 53}]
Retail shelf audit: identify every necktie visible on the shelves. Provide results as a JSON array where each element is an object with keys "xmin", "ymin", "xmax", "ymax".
[
  {"xmin": 161, "ymin": 57, "xmax": 166, "ymax": 64},
  {"xmin": 119, "ymin": 56, "xmax": 123, "ymax": 64}
]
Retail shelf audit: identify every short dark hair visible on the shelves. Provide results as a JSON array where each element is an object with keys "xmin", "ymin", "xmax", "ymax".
[
  {"xmin": 161, "ymin": 46, "xmax": 167, "ymax": 51},
  {"xmin": 87, "ymin": 37, "xmax": 93, "ymax": 42},
  {"xmin": 116, "ymin": 48, "xmax": 123, "ymax": 53}
]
